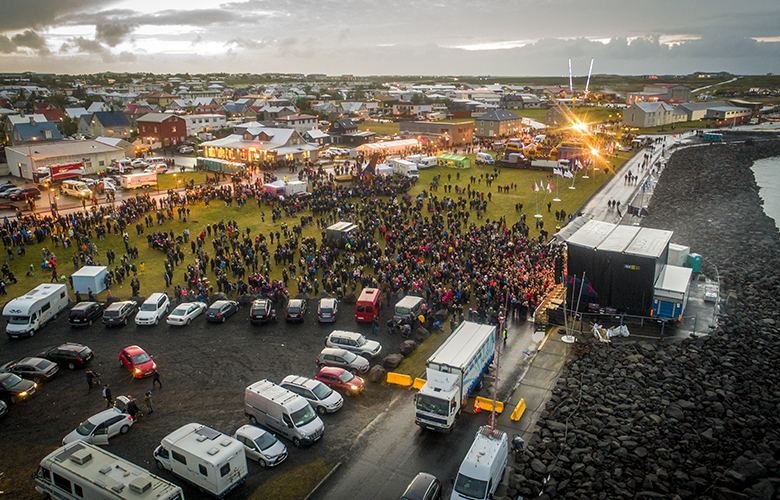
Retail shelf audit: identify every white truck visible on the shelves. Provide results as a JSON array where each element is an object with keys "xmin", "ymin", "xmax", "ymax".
[
  {"xmin": 120, "ymin": 173, "xmax": 157, "ymax": 189},
  {"xmin": 451, "ymin": 426, "xmax": 509, "ymax": 500},
  {"xmin": 244, "ymin": 379, "xmax": 324, "ymax": 447},
  {"xmin": 414, "ymin": 321, "xmax": 496, "ymax": 432},
  {"xmin": 530, "ymin": 158, "xmax": 570, "ymax": 170},
  {"xmin": 36, "ymin": 441, "xmax": 184, "ymax": 500},
  {"xmin": 406, "ymin": 155, "xmax": 438, "ymax": 169},
  {"xmin": 284, "ymin": 180, "xmax": 308, "ymax": 197},
  {"xmin": 3, "ymin": 283, "xmax": 68, "ymax": 338},
  {"xmin": 154, "ymin": 423, "xmax": 247, "ymax": 498},
  {"xmin": 391, "ymin": 159, "xmax": 420, "ymax": 179}
]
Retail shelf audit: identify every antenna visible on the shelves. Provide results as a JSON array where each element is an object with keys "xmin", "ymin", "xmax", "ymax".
[{"xmin": 585, "ymin": 58, "xmax": 594, "ymax": 94}]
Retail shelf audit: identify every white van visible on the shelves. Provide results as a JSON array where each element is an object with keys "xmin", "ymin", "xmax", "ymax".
[
  {"xmin": 391, "ymin": 159, "xmax": 419, "ymax": 179},
  {"xmin": 451, "ymin": 426, "xmax": 508, "ymax": 500},
  {"xmin": 154, "ymin": 423, "xmax": 248, "ymax": 498},
  {"xmin": 244, "ymin": 379, "xmax": 324, "ymax": 447},
  {"xmin": 418, "ymin": 156, "xmax": 439, "ymax": 169},
  {"xmin": 476, "ymin": 152, "xmax": 494, "ymax": 165},
  {"xmin": 36, "ymin": 441, "xmax": 183, "ymax": 500},
  {"xmin": 3, "ymin": 284, "xmax": 68, "ymax": 338},
  {"xmin": 62, "ymin": 180, "xmax": 92, "ymax": 198}
]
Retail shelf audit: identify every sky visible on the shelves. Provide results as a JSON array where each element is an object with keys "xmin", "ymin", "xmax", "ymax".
[{"xmin": 1, "ymin": 0, "xmax": 779, "ymax": 77}]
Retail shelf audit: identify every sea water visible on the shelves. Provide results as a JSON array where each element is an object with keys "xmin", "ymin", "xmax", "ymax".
[{"xmin": 753, "ymin": 156, "xmax": 780, "ymax": 229}]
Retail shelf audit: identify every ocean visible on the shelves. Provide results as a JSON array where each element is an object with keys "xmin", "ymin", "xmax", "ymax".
[{"xmin": 752, "ymin": 156, "xmax": 780, "ymax": 229}]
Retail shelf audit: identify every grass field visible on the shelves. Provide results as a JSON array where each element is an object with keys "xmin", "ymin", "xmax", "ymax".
[{"xmin": 357, "ymin": 121, "xmax": 400, "ymax": 136}]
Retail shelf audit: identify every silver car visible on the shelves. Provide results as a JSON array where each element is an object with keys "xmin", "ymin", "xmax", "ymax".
[
  {"xmin": 280, "ymin": 375, "xmax": 344, "ymax": 414},
  {"xmin": 233, "ymin": 425, "xmax": 287, "ymax": 467},
  {"xmin": 316, "ymin": 348, "xmax": 370, "ymax": 374},
  {"xmin": 325, "ymin": 330, "xmax": 382, "ymax": 360},
  {"xmin": 317, "ymin": 298, "xmax": 339, "ymax": 323},
  {"xmin": 62, "ymin": 404, "xmax": 134, "ymax": 445}
]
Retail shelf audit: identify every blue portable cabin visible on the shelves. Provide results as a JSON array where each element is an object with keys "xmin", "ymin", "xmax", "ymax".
[{"xmin": 651, "ymin": 265, "xmax": 693, "ymax": 321}]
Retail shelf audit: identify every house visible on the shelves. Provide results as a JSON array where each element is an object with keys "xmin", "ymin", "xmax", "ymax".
[
  {"xmin": 273, "ymin": 114, "xmax": 318, "ymax": 133},
  {"xmin": 183, "ymin": 114, "xmax": 227, "ymax": 137},
  {"xmin": 40, "ymin": 107, "xmax": 66, "ymax": 125},
  {"xmin": 340, "ymin": 130, "xmax": 375, "ymax": 146},
  {"xmin": 705, "ymin": 106, "xmax": 752, "ymax": 123},
  {"xmin": 200, "ymin": 125, "xmax": 318, "ymax": 165},
  {"xmin": 627, "ymin": 84, "xmax": 691, "ymax": 105},
  {"xmin": 676, "ymin": 101, "xmax": 744, "ymax": 122},
  {"xmin": 400, "ymin": 120, "xmax": 474, "ymax": 146},
  {"xmin": 312, "ymin": 101, "xmax": 338, "ymax": 115},
  {"xmin": 328, "ymin": 118, "xmax": 358, "ymax": 143},
  {"xmin": 392, "ymin": 102, "xmax": 432, "ymax": 118},
  {"xmin": 65, "ymin": 107, "xmax": 89, "ymax": 121},
  {"xmin": 621, "ymin": 102, "xmax": 675, "ymax": 128},
  {"xmin": 77, "ymin": 111, "xmax": 131, "ymax": 139},
  {"xmin": 7, "ymin": 139, "xmax": 124, "ymax": 180},
  {"xmin": 141, "ymin": 92, "xmax": 177, "ymax": 107},
  {"xmin": 95, "ymin": 136, "xmax": 135, "ymax": 157},
  {"xmin": 303, "ymin": 128, "xmax": 330, "ymax": 146},
  {"xmin": 87, "ymin": 101, "xmax": 109, "ymax": 113},
  {"xmin": 474, "ymin": 109, "xmax": 523, "ymax": 138},
  {"xmin": 137, "ymin": 113, "xmax": 187, "ymax": 148},
  {"xmin": 7, "ymin": 116, "xmax": 63, "ymax": 146}
]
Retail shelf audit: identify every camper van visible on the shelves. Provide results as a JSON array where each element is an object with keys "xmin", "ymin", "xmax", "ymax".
[
  {"xmin": 244, "ymin": 380, "xmax": 324, "ymax": 447},
  {"xmin": 154, "ymin": 423, "xmax": 247, "ymax": 498},
  {"xmin": 36, "ymin": 441, "xmax": 184, "ymax": 500},
  {"xmin": 451, "ymin": 426, "xmax": 508, "ymax": 500},
  {"xmin": 3, "ymin": 284, "xmax": 68, "ymax": 338},
  {"xmin": 61, "ymin": 180, "xmax": 93, "ymax": 198},
  {"xmin": 476, "ymin": 152, "xmax": 495, "ymax": 165}
]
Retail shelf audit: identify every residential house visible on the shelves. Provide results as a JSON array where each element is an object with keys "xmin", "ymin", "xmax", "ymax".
[
  {"xmin": 137, "ymin": 113, "xmax": 187, "ymax": 148},
  {"xmin": 303, "ymin": 128, "xmax": 330, "ymax": 146},
  {"xmin": 77, "ymin": 111, "xmax": 131, "ymax": 139},
  {"xmin": 200, "ymin": 125, "xmax": 318, "ymax": 165},
  {"xmin": 6, "ymin": 115, "xmax": 62, "ymax": 146},
  {"xmin": 474, "ymin": 109, "xmax": 523, "ymax": 138},
  {"xmin": 183, "ymin": 113, "xmax": 227, "ymax": 137},
  {"xmin": 392, "ymin": 102, "xmax": 432, "ymax": 118},
  {"xmin": 273, "ymin": 114, "xmax": 318, "ymax": 133},
  {"xmin": 621, "ymin": 102, "xmax": 675, "ymax": 128},
  {"xmin": 65, "ymin": 107, "xmax": 89, "ymax": 121},
  {"xmin": 400, "ymin": 120, "xmax": 474, "ymax": 146},
  {"xmin": 141, "ymin": 92, "xmax": 177, "ymax": 107},
  {"xmin": 328, "ymin": 118, "xmax": 358, "ymax": 144}
]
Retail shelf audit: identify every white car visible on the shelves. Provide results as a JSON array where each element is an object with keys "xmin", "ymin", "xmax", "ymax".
[
  {"xmin": 177, "ymin": 145, "xmax": 194, "ymax": 154},
  {"xmin": 144, "ymin": 163, "xmax": 168, "ymax": 174},
  {"xmin": 233, "ymin": 425, "xmax": 288, "ymax": 467},
  {"xmin": 62, "ymin": 402, "xmax": 134, "ymax": 445},
  {"xmin": 135, "ymin": 293, "xmax": 170, "ymax": 325},
  {"xmin": 317, "ymin": 298, "xmax": 338, "ymax": 323},
  {"xmin": 131, "ymin": 159, "xmax": 148, "ymax": 168},
  {"xmin": 166, "ymin": 301, "xmax": 207, "ymax": 326}
]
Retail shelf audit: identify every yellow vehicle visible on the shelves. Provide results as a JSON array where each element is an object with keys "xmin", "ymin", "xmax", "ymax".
[{"xmin": 61, "ymin": 180, "xmax": 92, "ymax": 198}]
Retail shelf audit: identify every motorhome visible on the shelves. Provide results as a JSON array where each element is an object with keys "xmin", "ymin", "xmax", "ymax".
[
  {"xmin": 120, "ymin": 173, "xmax": 157, "ymax": 189},
  {"xmin": 450, "ymin": 426, "xmax": 508, "ymax": 500},
  {"xmin": 390, "ymin": 159, "xmax": 419, "ymax": 179},
  {"xmin": 244, "ymin": 380, "xmax": 324, "ymax": 447},
  {"xmin": 154, "ymin": 423, "xmax": 247, "ymax": 498},
  {"xmin": 35, "ymin": 441, "xmax": 183, "ymax": 500},
  {"xmin": 3, "ymin": 284, "xmax": 68, "ymax": 338}
]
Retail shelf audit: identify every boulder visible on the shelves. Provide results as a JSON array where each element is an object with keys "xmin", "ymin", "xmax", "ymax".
[
  {"xmin": 343, "ymin": 291, "xmax": 357, "ymax": 304},
  {"xmin": 382, "ymin": 354, "xmax": 404, "ymax": 370},
  {"xmin": 413, "ymin": 327, "xmax": 430, "ymax": 342},
  {"xmin": 210, "ymin": 292, "xmax": 227, "ymax": 304},
  {"xmin": 237, "ymin": 293, "xmax": 255, "ymax": 305},
  {"xmin": 399, "ymin": 340, "xmax": 418, "ymax": 356},
  {"xmin": 105, "ymin": 294, "xmax": 121, "ymax": 304},
  {"xmin": 366, "ymin": 365, "xmax": 386, "ymax": 383},
  {"xmin": 129, "ymin": 295, "xmax": 146, "ymax": 306}
]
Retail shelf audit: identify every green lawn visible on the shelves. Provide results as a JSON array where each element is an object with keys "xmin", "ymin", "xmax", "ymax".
[{"xmin": 357, "ymin": 121, "xmax": 400, "ymax": 136}]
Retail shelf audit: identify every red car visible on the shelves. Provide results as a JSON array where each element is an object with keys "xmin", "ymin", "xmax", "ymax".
[
  {"xmin": 9, "ymin": 187, "xmax": 41, "ymax": 201},
  {"xmin": 314, "ymin": 366, "xmax": 364, "ymax": 396},
  {"xmin": 119, "ymin": 346, "xmax": 156, "ymax": 378}
]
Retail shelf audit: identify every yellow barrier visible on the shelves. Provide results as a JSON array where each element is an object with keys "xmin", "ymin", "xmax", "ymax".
[
  {"xmin": 413, "ymin": 378, "xmax": 426, "ymax": 390},
  {"xmin": 474, "ymin": 397, "xmax": 504, "ymax": 414},
  {"xmin": 510, "ymin": 398, "xmax": 527, "ymax": 421},
  {"xmin": 386, "ymin": 372, "xmax": 413, "ymax": 387}
]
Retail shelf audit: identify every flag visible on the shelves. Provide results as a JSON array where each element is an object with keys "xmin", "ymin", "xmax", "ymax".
[
  {"xmin": 534, "ymin": 182, "xmax": 540, "ymax": 192},
  {"xmin": 547, "ymin": 182, "xmax": 553, "ymax": 192},
  {"xmin": 553, "ymin": 167, "xmax": 562, "ymax": 176},
  {"xmin": 565, "ymin": 275, "xmax": 581, "ymax": 288},
  {"xmin": 564, "ymin": 170, "xmax": 574, "ymax": 179},
  {"xmin": 581, "ymin": 275, "xmax": 598, "ymax": 298},
  {"xmin": 607, "ymin": 142, "xmax": 614, "ymax": 155}
]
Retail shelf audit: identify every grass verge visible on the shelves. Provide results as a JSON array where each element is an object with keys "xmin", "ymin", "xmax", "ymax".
[{"xmin": 248, "ymin": 457, "xmax": 334, "ymax": 500}]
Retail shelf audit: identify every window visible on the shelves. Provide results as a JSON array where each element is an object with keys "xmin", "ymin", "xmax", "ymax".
[
  {"xmin": 357, "ymin": 305, "xmax": 365, "ymax": 313},
  {"xmin": 98, "ymin": 160, "xmax": 104, "ymax": 167},
  {"xmin": 199, "ymin": 464, "xmax": 208, "ymax": 476},
  {"xmin": 42, "ymin": 303, "xmax": 51, "ymax": 312},
  {"xmin": 53, "ymin": 473, "xmax": 71, "ymax": 492},
  {"xmin": 220, "ymin": 463, "xmax": 230, "ymax": 477},
  {"xmin": 74, "ymin": 484, "xmax": 83, "ymax": 497},
  {"xmin": 365, "ymin": 306, "xmax": 373, "ymax": 313},
  {"xmin": 172, "ymin": 450, "xmax": 187, "ymax": 465}
]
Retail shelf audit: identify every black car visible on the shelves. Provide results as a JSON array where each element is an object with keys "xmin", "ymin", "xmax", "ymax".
[
  {"xmin": 0, "ymin": 357, "xmax": 59, "ymax": 384},
  {"xmin": 0, "ymin": 373, "xmax": 37, "ymax": 404},
  {"xmin": 37, "ymin": 343, "xmax": 94, "ymax": 370},
  {"xmin": 69, "ymin": 302, "xmax": 105, "ymax": 327},
  {"xmin": 205, "ymin": 300, "xmax": 240, "ymax": 323},
  {"xmin": 401, "ymin": 472, "xmax": 442, "ymax": 500},
  {"xmin": 285, "ymin": 299, "xmax": 307, "ymax": 322},
  {"xmin": 103, "ymin": 301, "xmax": 137, "ymax": 327},
  {"xmin": 0, "ymin": 400, "xmax": 7, "ymax": 418},
  {"xmin": 250, "ymin": 299, "xmax": 276, "ymax": 325}
]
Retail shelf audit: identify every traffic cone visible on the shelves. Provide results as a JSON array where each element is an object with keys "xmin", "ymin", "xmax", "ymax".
[{"xmin": 475, "ymin": 400, "xmax": 481, "ymax": 413}]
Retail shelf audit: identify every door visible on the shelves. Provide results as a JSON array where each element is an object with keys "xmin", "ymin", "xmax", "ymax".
[
  {"xmin": 239, "ymin": 436, "xmax": 259, "ymax": 461},
  {"xmin": 105, "ymin": 416, "xmax": 124, "ymax": 438},
  {"xmin": 92, "ymin": 423, "xmax": 110, "ymax": 445}
]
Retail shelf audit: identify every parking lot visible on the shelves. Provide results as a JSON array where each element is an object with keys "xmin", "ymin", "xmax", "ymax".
[{"xmin": 0, "ymin": 293, "xmax": 402, "ymax": 500}]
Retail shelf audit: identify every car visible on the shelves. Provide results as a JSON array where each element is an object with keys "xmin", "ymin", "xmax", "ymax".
[
  {"xmin": 0, "ymin": 187, "xmax": 22, "ymax": 198},
  {"xmin": 9, "ymin": 187, "xmax": 41, "ymax": 201},
  {"xmin": 249, "ymin": 299, "xmax": 276, "ymax": 325},
  {"xmin": 325, "ymin": 330, "xmax": 382, "ymax": 360},
  {"xmin": 0, "ymin": 357, "xmax": 59, "ymax": 384},
  {"xmin": 280, "ymin": 375, "xmax": 344, "ymax": 415},
  {"xmin": 285, "ymin": 299, "xmax": 307, "ymax": 322},
  {"xmin": 144, "ymin": 163, "xmax": 168, "ymax": 174},
  {"xmin": 68, "ymin": 301, "xmax": 105, "ymax": 327},
  {"xmin": 135, "ymin": 293, "xmax": 170, "ymax": 325},
  {"xmin": 177, "ymin": 145, "xmax": 195, "ymax": 154},
  {"xmin": 62, "ymin": 406, "xmax": 134, "ymax": 445},
  {"xmin": 317, "ymin": 298, "xmax": 338, "ymax": 323},
  {"xmin": 166, "ymin": 301, "xmax": 207, "ymax": 326},
  {"xmin": 0, "ymin": 183, "xmax": 16, "ymax": 194},
  {"xmin": 205, "ymin": 300, "xmax": 240, "ymax": 323},
  {"xmin": 401, "ymin": 472, "xmax": 442, "ymax": 500},
  {"xmin": 37, "ymin": 343, "xmax": 94, "ymax": 370},
  {"xmin": 131, "ymin": 158, "xmax": 148, "ymax": 168},
  {"xmin": 233, "ymin": 424, "xmax": 288, "ymax": 467},
  {"xmin": 103, "ymin": 301, "xmax": 137, "ymax": 327},
  {"xmin": 0, "ymin": 373, "xmax": 37, "ymax": 404},
  {"xmin": 316, "ymin": 348, "xmax": 370, "ymax": 374},
  {"xmin": 119, "ymin": 346, "xmax": 156, "ymax": 378},
  {"xmin": 0, "ymin": 400, "xmax": 7, "ymax": 418},
  {"xmin": 314, "ymin": 366, "xmax": 365, "ymax": 396}
]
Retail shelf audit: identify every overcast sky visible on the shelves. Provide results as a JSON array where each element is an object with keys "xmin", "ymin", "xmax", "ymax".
[{"xmin": 1, "ymin": 0, "xmax": 779, "ymax": 77}]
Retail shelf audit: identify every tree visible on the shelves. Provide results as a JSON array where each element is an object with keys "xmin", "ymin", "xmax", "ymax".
[
  {"xmin": 162, "ymin": 83, "xmax": 174, "ymax": 94},
  {"xmin": 60, "ymin": 115, "xmax": 78, "ymax": 137}
]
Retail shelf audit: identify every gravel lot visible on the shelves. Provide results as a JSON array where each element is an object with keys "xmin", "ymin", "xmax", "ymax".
[{"xmin": 0, "ymin": 294, "xmax": 401, "ymax": 500}]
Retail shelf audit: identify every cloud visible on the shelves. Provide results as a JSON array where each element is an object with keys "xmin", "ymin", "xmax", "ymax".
[
  {"xmin": 0, "ymin": 0, "xmax": 109, "ymax": 31},
  {"xmin": 0, "ymin": 36, "xmax": 14, "ymax": 54},
  {"xmin": 61, "ymin": 36, "xmax": 120, "ymax": 63},
  {"xmin": 0, "ymin": 30, "xmax": 51, "ymax": 55},
  {"xmin": 95, "ymin": 19, "xmax": 137, "ymax": 47},
  {"xmin": 226, "ymin": 38, "xmax": 267, "ymax": 50}
]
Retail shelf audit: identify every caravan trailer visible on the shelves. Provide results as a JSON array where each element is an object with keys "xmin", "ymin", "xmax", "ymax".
[
  {"xmin": 35, "ymin": 441, "xmax": 183, "ymax": 500},
  {"xmin": 3, "ymin": 284, "xmax": 69, "ymax": 338}
]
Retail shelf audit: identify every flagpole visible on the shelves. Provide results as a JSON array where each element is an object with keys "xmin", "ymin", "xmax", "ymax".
[
  {"xmin": 553, "ymin": 173, "xmax": 561, "ymax": 202},
  {"xmin": 561, "ymin": 270, "xmax": 576, "ymax": 343}
]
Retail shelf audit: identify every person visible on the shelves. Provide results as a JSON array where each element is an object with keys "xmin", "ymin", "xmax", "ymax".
[
  {"xmin": 88, "ymin": 287, "xmax": 95, "ymax": 302},
  {"xmin": 371, "ymin": 315, "xmax": 379, "ymax": 335},
  {"xmin": 103, "ymin": 384, "xmax": 112, "ymax": 408},
  {"xmin": 126, "ymin": 397, "xmax": 141, "ymax": 419},
  {"xmin": 86, "ymin": 369, "xmax": 95, "ymax": 393},
  {"xmin": 144, "ymin": 391, "xmax": 153, "ymax": 414},
  {"xmin": 153, "ymin": 370, "xmax": 162, "ymax": 389}
]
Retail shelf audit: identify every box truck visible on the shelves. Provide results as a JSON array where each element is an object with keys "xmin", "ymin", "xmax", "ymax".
[
  {"xmin": 3, "ymin": 283, "xmax": 68, "ymax": 338},
  {"xmin": 391, "ymin": 159, "xmax": 419, "ymax": 179},
  {"xmin": 284, "ymin": 180, "xmax": 308, "ymax": 197},
  {"xmin": 120, "ymin": 173, "xmax": 157, "ymax": 189},
  {"xmin": 414, "ymin": 321, "xmax": 496, "ymax": 432},
  {"xmin": 450, "ymin": 426, "xmax": 508, "ymax": 500},
  {"xmin": 153, "ymin": 423, "xmax": 247, "ymax": 498},
  {"xmin": 36, "ymin": 441, "xmax": 184, "ymax": 500},
  {"xmin": 244, "ymin": 379, "xmax": 324, "ymax": 447}
]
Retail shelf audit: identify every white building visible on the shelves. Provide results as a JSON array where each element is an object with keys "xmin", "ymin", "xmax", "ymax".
[
  {"xmin": 183, "ymin": 114, "xmax": 227, "ymax": 136},
  {"xmin": 7, "ymin": 140, "xmax": 124, "ymax": 180},
  {"xmin": 622, "ymin": 102, "xmax": 675, "ymax": 128}
]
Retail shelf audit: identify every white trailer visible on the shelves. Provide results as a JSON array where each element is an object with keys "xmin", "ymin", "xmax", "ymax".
[
  {"xmin": 414, "ymin": 321, "xmax": 496, "ymax": 432},
  {"xmin": 530, "ymin": 158, "xmax": 570, "ymax": 170},
  {"xmin": 35, "ymin": 441, "xmax": 184, "ymax": 500},
  {"xmin": 120, "ymin": 173, "xmax": 157, "ymax": 189},
  {"xmin": 154, "ymin": 423, "xmax": 247, "ymax": 498},
  {"xmin": 3, "ymin": 283, "xmax": 68, "ymax": 338},
  {"xmin": 284, "ymin": 180, "xmax": 308, "ymax": 197},
  {"xmin": 391, "ymin": 159, "xmax": 419, "ymax": 179}
]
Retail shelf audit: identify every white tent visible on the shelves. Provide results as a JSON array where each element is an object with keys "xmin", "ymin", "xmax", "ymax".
[{"xmin": 71, "ymin": 265, "xmax": 108, "ymax": 294}]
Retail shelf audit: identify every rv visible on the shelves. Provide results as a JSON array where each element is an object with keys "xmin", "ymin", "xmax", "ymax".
[
  {"xmin": 391, "ymin": 159, "xmax": 419, "ymax": 179},
  {"xmin": 120, "ymin": 173, "xmax": 157, "ymax": 189},
  {"xmin": 3, "ymin": 284, "xmax": 68, "ymax": 338},
  {"xmin": 451, "ymin": 426, "xmax": 508, "ymax": 500},
  {"xmin": 35, "ymin": 441, "xmax": 184, "ymax": 500},
  {"xmin": 244, "ymin": 380, "xmax": 324, "ymax": 447},
  {"xmin": 154, "ymin": 423, "xmax": 247, "ymax": 498}
]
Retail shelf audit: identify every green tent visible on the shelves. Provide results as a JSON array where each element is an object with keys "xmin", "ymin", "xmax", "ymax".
[{"xmin": 436, "ymin": 153, "xmax": 471, "ymax": 169}]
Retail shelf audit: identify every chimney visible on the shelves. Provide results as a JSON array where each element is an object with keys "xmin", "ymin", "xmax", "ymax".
[{"xmin": 29, "ymin": 117, "xmax": 36, "ymax": 126}]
